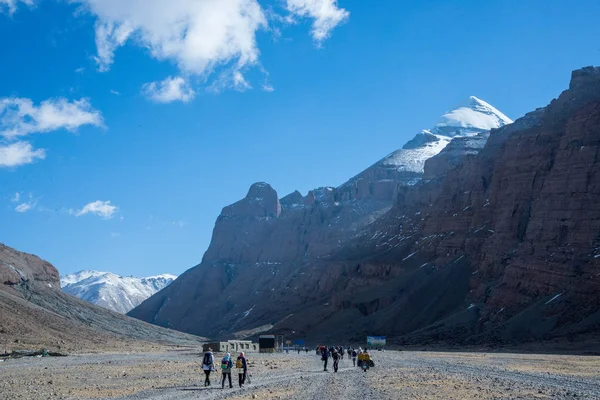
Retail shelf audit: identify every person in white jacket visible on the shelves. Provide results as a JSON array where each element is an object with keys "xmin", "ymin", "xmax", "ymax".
[{"xmin": 202, "ymin": 348, "xmax": 215, "ymax": 387}]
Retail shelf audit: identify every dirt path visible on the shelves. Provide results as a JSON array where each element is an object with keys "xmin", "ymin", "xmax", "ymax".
[{"xmin": 1, "ymin": 350, "xmax": 599, "ymax": 399}]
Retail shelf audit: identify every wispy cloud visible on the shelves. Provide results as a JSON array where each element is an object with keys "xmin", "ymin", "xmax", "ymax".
[
  {"xmin": 286, "ymin": 0, "xmax": 349, "ymax": 43},
  {"xmin": 13, "ymin": 192, "xmax": 37, "ymax": 213},
  {"xmin": 109, "ymin": 90, "xmax": 121, "ymax": 96},
  {"xmin": 15, "ymin": 202, "xmax": 33, "ymax": 213},
  {"xmin": 142, "ymin": 76, "xmax": 195, "ymax": 103},
  {"xmin": 0, "ymin": 0, "xmax": 34, "ymax": 14},
  {"xmin": 72, "ymin": 200, "xmax": 118, "ymax": 219},
  {"xmin": 0, "ymin": 97, "xmax": 104, "ymax": 139},
  {"xmin": 75, "ymin": 67, "xmax": 85, "ymax": 74},
  {"xmin": 0, "ymin": 141, "xmax": 46, "ymax": 167}
]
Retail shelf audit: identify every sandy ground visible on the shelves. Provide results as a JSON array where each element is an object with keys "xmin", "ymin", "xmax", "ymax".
[{"xmin": 1, "ymin": 349, "xmax": 599, "ymax": 400}]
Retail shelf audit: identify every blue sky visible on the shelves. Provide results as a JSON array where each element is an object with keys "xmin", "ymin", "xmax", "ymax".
[{"xmin": 1, "ymin": 0, "xmax": 599, "ymax": 277}]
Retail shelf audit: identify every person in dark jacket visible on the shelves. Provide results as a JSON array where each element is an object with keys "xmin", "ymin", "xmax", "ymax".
[
  {"xmin": 202, "ymin": 348, "xmax": 215, "ymax": 387},
  {"xmin": 332, "ymin": 349, "xmax": 340, "ymax": 373},
  {"xmin": 236, "ymin": 352, "xmax": 248, "ymax": 388},
  {"xmin": 351, "ymin": 348, "xmax": 358, "ymax": 367},
  {"xmin": 321, "ymin": 346, "xmax": 329, "ymax": 371}
]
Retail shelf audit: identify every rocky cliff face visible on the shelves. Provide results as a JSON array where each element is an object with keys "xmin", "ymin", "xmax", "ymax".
[
  {"xmin": 0, "ymin": 243, "xmax": 201, "ymax": 352},
  {"xmin": 0, "ymin": 243, "xmax": 60, "ymax": 291},
  {"xmin": 130, "ymin": 70, "xmax": 600, "ymax": 345}
]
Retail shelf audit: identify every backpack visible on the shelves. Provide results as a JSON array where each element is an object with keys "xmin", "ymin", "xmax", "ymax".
[
  {"xmin": 221, "ymin": 358, "xmax": 230, "ymax": 370},
  {"xmin": 236, "ymin": 358, "xmax": 244, "ymax": 369},
  {"xmin": 203, "ymin": 353, "xmax": 211, "ymax": 366},
  {"xmin": 352, "ymin": 350, "xmax": 357, "ymax": 357}
]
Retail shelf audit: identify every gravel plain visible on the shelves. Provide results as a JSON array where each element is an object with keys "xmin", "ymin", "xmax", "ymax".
[{"xmin": 1, "ymin": 349, "xmax": 599, "ymax": 400}]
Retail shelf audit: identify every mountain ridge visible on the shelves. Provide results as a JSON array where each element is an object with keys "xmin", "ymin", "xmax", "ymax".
[
  {"xmin": 61, "ymin": 270, "xmax": 177, "ymax": 314},
  {"xmin": 128, "ymin": 94, "xmax": 515, "ymax": 338}
]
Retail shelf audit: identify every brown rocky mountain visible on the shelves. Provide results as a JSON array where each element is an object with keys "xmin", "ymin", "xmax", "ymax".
[
  {"xmin": 0, "ymin": 243, "xmax": 202, "ymax": 352},
  {"xmin": 130, "ymin": 67, "xmax": 600, "ymax": 346}
]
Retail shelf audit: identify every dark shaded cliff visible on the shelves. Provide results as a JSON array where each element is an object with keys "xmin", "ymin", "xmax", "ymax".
[{"xmin": 130, "ymin": 68, "xmax": 600, "ymax": 346}]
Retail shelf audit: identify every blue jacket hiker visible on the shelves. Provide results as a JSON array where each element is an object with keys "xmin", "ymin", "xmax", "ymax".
[{"xmin": 221, "ymin": 353, "xmax": 233, "ymax": 389}]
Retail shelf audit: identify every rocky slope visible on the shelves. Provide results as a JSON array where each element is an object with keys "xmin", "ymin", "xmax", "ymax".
[
  {"xmin": 61, "ymin": 270, "xmax": 177, "ymax": 313},
  {"xmin": 130, "ymin": 67, "xmax": 600, "ymax": 347},
  {"xmin": 0, "ymin": 243, "xmax": 201, "ymax": 352}
]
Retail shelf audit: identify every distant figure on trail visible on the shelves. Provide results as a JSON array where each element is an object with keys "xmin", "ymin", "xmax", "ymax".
[
  {"xmin": 340, "ymin": 346, "xmax": 344, "ymax": 360},
  {"xmin": 332, "ymin": 349, "xmax": 340, "ymax": 373},
  {"xmin": 358, "ymin": 350, "xmax": 372, "ymax": 372},
  {"xmin": 305, "ymin": 347, "xmax": 309, "ymax": 354},
  {"xmin": 237, "ymin": 352, "xmax": 248, "ymax": 388},
  {"xmin": 202, "ymin": 348, "xmax": 215, "ymax": 387},
  {"xmin": 321, "ymin": 346, "xmax": 329, "ymax": 371},
  {"xmin": 352, "ymin": 348, "xmax": 358, "ymax": 367},
  {"xmin": 220, "ymin": 353, "xmax": 233, "ymax": 389}
]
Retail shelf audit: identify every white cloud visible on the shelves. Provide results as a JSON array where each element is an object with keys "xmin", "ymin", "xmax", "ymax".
[
  {"xmin": 75, "ymin": 67, "xmax": 85, "ymax": 74},
  {"xmin": 142, "ymin": 76, "xmax": 196, "ymax": 103},
  {"xmin": 233, "ymin": 71, "xmax": 252, "ymax": 91},
  {"xmin": 109, "ymin": 90, "xmax": 121, "ymax": 96},
  {"xmin": 0, "ymin": 141, "xmax": 46, "ymax": 167},
  {"xmin": 15, "ymin": 202, "xmax": 32, "ymax": 213},
  {"xmin": 262, "ymin": 83, "xmax": 274, "ymax": 92},
  {"xmin": 6, "ymin": 1, "xmax": 349, "ymax": 94},
  {"xmin": 208, "ymin": 69, "xmax": 253, "ymax": 93},
  {"xmin": 13, "ymin": 192, "xmax": 37, "ymax": 213},
  {"xmin": 73, "ymin": 200, "xmax": 118, "ymax": 219},
  {"xmin": 0, "ymin": 0, "xmax": 34, "ymax": 14},
  {"xmin": 74, "ymin": 0, "xmax": 268, "ymax": 77},
  {"xmin": 0, "ymin": 97, "xmax": 104, "ymax": 139},
  {"xmin": 286, "ymin": 0, "xmax": 349, "ymax": 43}
]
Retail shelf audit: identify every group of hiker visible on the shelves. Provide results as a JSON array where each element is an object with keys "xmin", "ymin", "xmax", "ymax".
[
  {"xmin": 318, "ymin": 345, "xmax": 373, "ymax": 373},
  {"xmin": 200, "ymin": 343, "xmax": 375, "ymax": 389},
  {"xmin": 201, "ymin": 348, "xmax": 248, "ymax": 389}
]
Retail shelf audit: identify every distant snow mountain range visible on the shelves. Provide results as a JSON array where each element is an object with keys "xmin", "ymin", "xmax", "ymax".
[{"xmin": 60, "ymin": 271, "xmax": 177, "ymax": 314}]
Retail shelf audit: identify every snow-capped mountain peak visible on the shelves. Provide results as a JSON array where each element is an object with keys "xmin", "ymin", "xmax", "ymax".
[
  {"xmin": 59, "ymin": 270, "xmax": 107, "ymax": 286},
  {"xmin": 60, "ymin": 271, "xmax": 177, "ymax": 314},
  {"xmin": 432, "ymin": 96, "xmax": 513, "ymax": 136},
  {"xmin": 378, "ymin": 96, "xmax": 512, "ymax": 174}
]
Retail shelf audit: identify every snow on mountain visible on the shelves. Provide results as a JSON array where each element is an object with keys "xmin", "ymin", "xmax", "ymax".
[
  {"xmin": 432, "ymin": 96, "xmax": 512, "ymax": 135},
  {"xmin": 374, "ymin": 96, "xmax": 512, "ymax": 175},
  {"xmin": 60, "ymin": 271, "xmax": 177, "ymax": 314}
]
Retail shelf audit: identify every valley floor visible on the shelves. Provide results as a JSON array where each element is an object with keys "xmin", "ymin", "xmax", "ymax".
[{"xmin": 1, "ymin": 349, "xmax": 599, "ymax": 399}]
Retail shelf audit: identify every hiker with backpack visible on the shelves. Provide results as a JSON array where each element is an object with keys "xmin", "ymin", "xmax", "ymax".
[
  {"xmin": 236, "ymin": 352, "xmax": 248, "ymax": 388},
  {"xmin": 321, "ymin": 346, "xmax": 329, "ymax": 371},
  {"xmin": 351, "ymin": 348, "xmax": 358, "ymax": 367},
  {"xmin": 332, "ymin": 349, "xmax": 340, "ymax": 373},
  {"xmin": 202, "ymin": 348, "xmax": 215, "ymax": 387},
  {"xmin": 357, "ymin": 350, "xmax": 372, "ymax": 372},
  {"xmin": 220, "ymin": 353, "xmax": 234, "ymax": 389}
]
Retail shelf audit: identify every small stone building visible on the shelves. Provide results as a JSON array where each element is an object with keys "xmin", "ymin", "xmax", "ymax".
[{"xmin": 202, "ymin": 340, "xmax": 258, "ymax": 353}]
